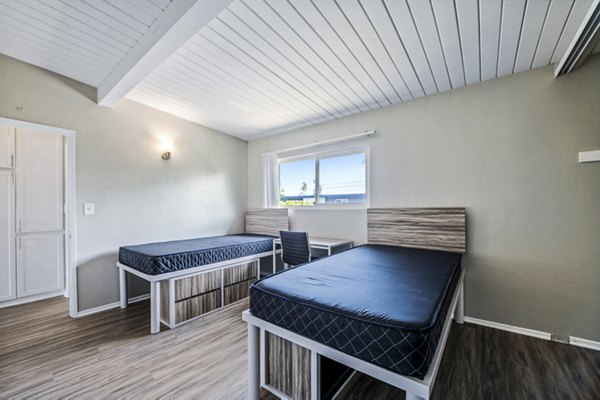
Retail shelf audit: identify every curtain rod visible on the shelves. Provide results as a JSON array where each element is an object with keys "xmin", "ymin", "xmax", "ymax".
[{"xmin": 264, "ymin": 130, "xmax": 375, "ymax": 155}]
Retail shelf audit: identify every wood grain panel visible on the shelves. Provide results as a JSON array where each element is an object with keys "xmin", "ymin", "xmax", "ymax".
[
  {"xmin": 175, "ymin": 270, "xmax": 221, "ymax": 301},
  {"xmin": 266, "ymin": 333, "xmax": 311, "ymax": 400},
  {"xmin": 223, "ymin": 262, "xmax": 258, "ymax": 286},
  {"xmin": 223, "ymin": 278, "xmax": 257, "ymax": 306},
  {"xmin": 367, "ymin": 208, "xmax": 466, "ymax": 253},
  {"xmin": 175, "ymin": 290, "xmax": 222, "ymax": 324},
  {"xmin": 245, "ymin": 208, "xmax": 289, "ymax": 237}
]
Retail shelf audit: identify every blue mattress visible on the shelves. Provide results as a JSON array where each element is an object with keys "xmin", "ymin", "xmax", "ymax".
[
  {"xmin": 250, "ymin": 245, "xmax": 461, "ymax": 378},
  {"xmin": 119, "ymin": 234, "xmax": 274, "ymax": 275}
]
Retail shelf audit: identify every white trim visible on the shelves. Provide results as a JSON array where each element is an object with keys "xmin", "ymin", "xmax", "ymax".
[
  {"xmin": 0, "ymin": 290, "xmax": 66, "ymax": 308},
  {"xmin": 0, "ymin": 117, "xmax": 75, "ymax": 137},
  {"xmin": 464, "ymin": 317, "xmax": 600, "ymax": 352},
  {"xmin": 554, "ymin": 0, "xmax": 600, "ymax": 76},
  {"xmin": 76, "ymin": 294, "xmax": 150, "ymax": 318},
  {"xmin": 578, "ymin": 150, "xmax": 600, "ymax": 163},
  {"xmin": 463, "ymin": 316, "xmax": 551, "ymax": 340},
  {"xmin": 0, "ymin": 116, "xmax": 77, "ymax": 318},
  {"xmin": 263, "ymin": 131, "xmax": 374, "ymax": 156},
  {"xmin": 569, "ymin": 336, "xmax": 600, "ymax": 352},
  {"xmin": 97, "ymin": 0, "xmax": 234, "ymax": 106}
]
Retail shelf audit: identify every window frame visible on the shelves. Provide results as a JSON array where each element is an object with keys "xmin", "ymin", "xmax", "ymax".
[{"xmin": 274, "ymin": 145, "xmax": 370, "ymax": 209}]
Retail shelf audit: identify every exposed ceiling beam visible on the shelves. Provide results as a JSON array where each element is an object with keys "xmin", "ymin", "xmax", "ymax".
[
  {"xmin": 97, "ymin": 0, "xmax": 233, "ymax": 107},
  {"xmin": 555, "ymin": 0, "xmax": 600, "ymax": 77}
]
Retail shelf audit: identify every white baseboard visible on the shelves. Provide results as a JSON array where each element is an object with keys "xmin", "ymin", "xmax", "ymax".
[
  {"xmin": 0, "ymin": 290, "xmax": 67, "ymax": 309},
  {"xmin": 464, "ymin": 316, "xmax": 600, "ymax": 352},
  {"xmin": 76, "ymin": 294, "xmax": 150, "ymax": 318},
  {"xmin": 569, "ymin": 336, "xmax": 600, "ymax": 351},
  {"xmin": 464, "ymin": 316, "xmax": 551, "ymax": 340}
]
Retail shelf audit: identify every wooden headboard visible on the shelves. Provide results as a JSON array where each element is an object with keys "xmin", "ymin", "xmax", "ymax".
[
  {"xmin": 367, "ymin": 208, "xmax": 466, "ymax": 253},
  {"xmin": 245, "ymin": 209, "xmax": 289, "ymax": 237}
]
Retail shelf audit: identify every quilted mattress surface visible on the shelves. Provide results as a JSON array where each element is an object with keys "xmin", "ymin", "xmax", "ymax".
[
  {"xmin": 250, "ymin": 244, "xmax": 461, "ymax": 378},
  {"xmin": 119, "ymin": 234, "xmax": 274, "ymax": 275}
]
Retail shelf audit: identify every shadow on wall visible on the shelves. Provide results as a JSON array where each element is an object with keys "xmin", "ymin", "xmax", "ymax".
[
  {"xmin": 41, "ymin": 65, "xmax": 97, "ymax": 103},
  {"xmin": 77, "ymin": 253, "xmax": 149, "ymax": 312}
]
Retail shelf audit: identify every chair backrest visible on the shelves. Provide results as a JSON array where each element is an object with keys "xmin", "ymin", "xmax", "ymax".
[{"xmin": 279, "ymin": 231, "xmax": 310, "ymax": 267}]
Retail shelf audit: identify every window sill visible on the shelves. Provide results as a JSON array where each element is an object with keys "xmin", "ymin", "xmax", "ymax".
[{"xmin": 275, "ymin": 205, "xmax": 368, "ymax": 211}]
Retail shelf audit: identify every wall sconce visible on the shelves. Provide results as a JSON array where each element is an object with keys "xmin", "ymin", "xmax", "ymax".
[{"xmin": 160, "ymin": 141, "xmax": 173, "ymax": 160}]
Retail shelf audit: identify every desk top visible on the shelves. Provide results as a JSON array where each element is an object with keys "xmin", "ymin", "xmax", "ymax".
[{"xmin": 273, "ymin": 236, "xmax": 353, "ymax": 248}]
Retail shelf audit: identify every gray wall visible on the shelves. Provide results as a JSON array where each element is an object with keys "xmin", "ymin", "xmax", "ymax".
[
  {"xmin": 0, "ymin": 54, "xmax": 248, "ymax": 311},
  {"xmin": 248, "ymin": 56, "xmax": 600, "ymax": 342}
]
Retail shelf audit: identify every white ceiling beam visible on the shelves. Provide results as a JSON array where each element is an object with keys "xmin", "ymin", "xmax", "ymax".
[
  {"xmin": 554, "ymin": 0, "xmax": 600, "ymax": 77},
  {"xmin": 97, "ymin": 0, "xmax": 233, "ymax": 107}
]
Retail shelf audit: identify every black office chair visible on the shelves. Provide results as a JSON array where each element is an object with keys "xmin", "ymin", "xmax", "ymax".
[{"xmin": 279, "ymin": 230, "xmax": 311, "ymax": 268}]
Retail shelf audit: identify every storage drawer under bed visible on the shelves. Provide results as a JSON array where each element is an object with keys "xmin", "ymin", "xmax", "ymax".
[{"xmin": 160, "ymin": 261, "xmax": 258, "ymax": 327}]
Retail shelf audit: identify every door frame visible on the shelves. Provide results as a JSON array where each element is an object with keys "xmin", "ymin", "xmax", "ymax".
[{"xmin": 0, "ymin": 117, "xmax": 77, "ymax": 318}]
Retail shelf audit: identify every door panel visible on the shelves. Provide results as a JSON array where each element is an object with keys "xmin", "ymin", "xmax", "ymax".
[
  {"xmin": 0, "ymin": 170, "xmax": 16, "ymax": 301},
  {"xmin": 0, "ymin": 125, "xmax": 15, "ymax": 168},
  {"xmin": 17, "ymin": 233, "xmax": 64, "ymax": 298},
  {"xmin": 16, "ymin": 129, "xmax": 64, "ymax": 233}
]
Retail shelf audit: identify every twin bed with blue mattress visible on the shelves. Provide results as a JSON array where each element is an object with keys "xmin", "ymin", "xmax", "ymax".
[
  {"xmin": 117, "ymin": 234, "xmax": 276, "ymax": 334},
  {"xmin": 243, "ymin": 208, "xmax": 467, "ymax": 400},
  {"xmin": 117, "ymin": 208, "xmax": 289, "ymax": 334},
  {"xmin": 118, "ymin": 234, "xmax": 275, "ymax": 276}
]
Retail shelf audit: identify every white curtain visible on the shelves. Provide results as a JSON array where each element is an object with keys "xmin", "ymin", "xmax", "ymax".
[{"xmin": 261, "ymin": 153, "xmax": 279, "ymax": 208}]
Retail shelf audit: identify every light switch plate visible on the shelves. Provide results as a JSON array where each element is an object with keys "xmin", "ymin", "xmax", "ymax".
[{"xmin": 83, "ymin": 203, "xmax": 95, "ymax": 216}]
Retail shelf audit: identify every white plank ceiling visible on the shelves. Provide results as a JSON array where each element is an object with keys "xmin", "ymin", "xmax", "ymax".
[
  {"xmin": 0, "ymin": 0, "xmax": 174, "ymax": 87},
  {"xmin": 0, "ymin": 0, "xmax": 595, "ymax": 140}
]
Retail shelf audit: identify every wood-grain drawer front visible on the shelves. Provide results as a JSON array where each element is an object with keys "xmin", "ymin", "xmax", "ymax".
[
  {"xmin": 175, "ymin": 270, "xmax": 221, "ymax": 301},
  {"xmin": 223, "ymin": 262, "xmax": 257, "ymax": 286},
  {"xmin": 266, "ymin": 333, "xmax": 311, "ymax": 400},
  {"xmin": 223, "ymin": 278, "xmax": 256, "ymax": 306},
  {"xmin": 175, "ymin": 290, "xmax": 222, "ymax": 324}
]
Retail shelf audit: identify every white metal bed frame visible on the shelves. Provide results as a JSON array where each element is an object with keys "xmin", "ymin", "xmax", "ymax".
[
  {"xmin": 117, "ymin": 250, "xmax": 274, "ymax": 334},
  {"xmin": 243, "ymin": 268, "xmax": 465, "ymax": 400}
]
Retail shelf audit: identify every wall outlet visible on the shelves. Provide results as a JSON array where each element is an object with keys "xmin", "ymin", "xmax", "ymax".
[
  {"xmin": 550, "ymin": 333, "xmax": 570, "ymax": 344},
  {"xmin": 83, "ymin": 203, "xmax": 95, "ymax": 216}
]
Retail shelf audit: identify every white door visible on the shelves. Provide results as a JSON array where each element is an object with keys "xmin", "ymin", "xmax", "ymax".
[
  {"xmin": 15, "ymin": 128, "xmax": 65, "ymax": 299},
  {"xmin": 17, "ymin": 233, "xmax": 64, "ymax": 297},
  {"xmin": 0, "ymin": 125, "xmax": 15, "ymax": 168},
  {"xmin": 16, "ymin": 129, "xmax": 64, "ymax": 233},
  {"xmin": 0, "ymin": 170, "xmax": 16, "ymax": 301}
]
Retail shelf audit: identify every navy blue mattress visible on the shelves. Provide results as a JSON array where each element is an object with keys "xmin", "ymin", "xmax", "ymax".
[
  {"xmin": 119, "ymin": 234, "xmax": 274, "ymax": 275},
  {"xmin": 250, "ymin": 245, "xmax": 462, "ymax": 378}
]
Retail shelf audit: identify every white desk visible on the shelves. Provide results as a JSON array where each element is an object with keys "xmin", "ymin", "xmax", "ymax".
[{"xmin": 271, "ymin": 237, "xmax": 353, "ymax": 274}]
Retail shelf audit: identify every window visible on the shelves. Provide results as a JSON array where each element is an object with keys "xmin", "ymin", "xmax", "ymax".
[{"xmin": 277, "ymin": 147, "xmax": 368, "ymax": 207}]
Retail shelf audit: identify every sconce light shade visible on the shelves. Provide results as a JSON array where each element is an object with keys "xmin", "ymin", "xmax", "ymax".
[{"xmin": 160, "ymin": 140, "xmax": 173, "ymax": 161}]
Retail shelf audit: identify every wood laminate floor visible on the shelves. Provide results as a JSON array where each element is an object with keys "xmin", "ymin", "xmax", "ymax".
[{"xmin": 0, "ymin": 297, "xmax": 598, "ymax": 399}]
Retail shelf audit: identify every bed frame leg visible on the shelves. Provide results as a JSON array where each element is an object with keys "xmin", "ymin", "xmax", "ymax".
[
  {"xmin": 455, "ymin": 281, "xmax": 464, "ymax": 324},
  {"xmin": 248, "ymin": 323, "xmax": 260, "ymax": 400},
  {"xmin": 310, "ymin": 350, "xmax": 321, "ymax": 400},
  {"xmin": 119, "ymin": 267, "xmax": 128, "ymax": 309},
  {"xmin": 405, "ymin": 392, "xmax": 425, "ymax": 400},
  {"xmin": 150, "ymin": 281, "xmax": 161, "ymax": 334}
]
